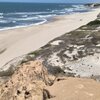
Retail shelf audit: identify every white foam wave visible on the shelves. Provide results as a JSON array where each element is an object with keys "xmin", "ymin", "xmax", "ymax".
[
  {"xmin": 64, "ymin": 8, "xmax": 74, "ymax": 12},
  {"xmin": 10, "ymin": 14, "xmax": 56, "ymax": 22},
  {"xmin": 22, "ymin": 15, "xmax": 28, "ymax": 18},
  {"xmin": 12, "ymin": 21, "xmax": 16, "ymax": 23},
  {"xmin": 61, "ymin": 5, "xmax": 88, "ymax": 14},
  {"xmin": 34, "ymin": 19, "xmax": 47, "ymax": 25},
  {"xmin": 59, "ymin": 12, "xmax": 66, "ymax": 14},
  {"xmin": 0, "ymin": 13, "xmax": 3, "ymax": 15},
  {"xmin": 10, "ymin": 17, "xmax": 38, "ymax": 21},
  {"xmin": 52, "ymin": 10, "xmax": 59, "ymax": 13},
  {"xmin": 0, "ymin": 19, "xmax": 47, "ymax": 31},
  {"xmin": 72, "ymin": 5, "xmax": 87, "ymax": 10},
  {"xmin": 38, "ymin": 14, "xmax": 56, "ymax": 18},
  {"xmin": 6, "ymin": 11, "xmax": 51, "ymax": 16},
  {"xmin": 0, "ymin": 20, "xmax": 10, "ymax": 23},
  {"xmin": 72, "ymin": 5, "xmax": 85, "ymax": 8}
]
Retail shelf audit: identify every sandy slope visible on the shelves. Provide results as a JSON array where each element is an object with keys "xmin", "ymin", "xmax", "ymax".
[
  {"xmin": 0, "ymin": 8, "xmax": 100, "ymax": 68},
  {"xmin": 47, "ymin": 77, "xmax": 100, "ymax": 100}
]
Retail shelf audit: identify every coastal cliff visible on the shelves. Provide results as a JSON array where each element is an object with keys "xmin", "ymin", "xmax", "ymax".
[
  {"xmin": 0, "ymin": 60, "xmax": 55, "ymax": 100},
  {"xmin": 1, "ymin": 60, "xmax": 100, "ymax": 100},
  {"xmin": 0, "ymin": 10, "xmax": 100, "ymax": 100}
]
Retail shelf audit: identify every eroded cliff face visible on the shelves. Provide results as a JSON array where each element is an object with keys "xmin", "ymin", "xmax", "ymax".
[
  {"xmin": 1, "ymin": 60, "xmax": 100, "ymax": 100},
  {"xmin": 0, "ymin": 60, "xmax": 55, "ymax": 100}
]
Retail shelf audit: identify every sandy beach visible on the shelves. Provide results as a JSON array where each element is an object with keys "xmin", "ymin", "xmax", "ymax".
[{"xmin": 0, "ymin": 8, "xmax": 100, "ymax": 68}]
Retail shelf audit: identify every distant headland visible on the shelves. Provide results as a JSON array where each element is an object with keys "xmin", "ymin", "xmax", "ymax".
[{"xmin": 85, "ymin": 3, "xmax": 100, "ymax": 8}]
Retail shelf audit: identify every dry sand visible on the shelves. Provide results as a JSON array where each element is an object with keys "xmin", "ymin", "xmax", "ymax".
[
  {"xmin": 46, "ymin": 77, "xmax": 100, "ymax": 100},
  {"xmin": 0, "ymin": 8, "xmax": 100, "ymax": 68}
]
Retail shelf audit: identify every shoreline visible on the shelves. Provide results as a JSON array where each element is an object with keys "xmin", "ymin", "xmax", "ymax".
[
  {"xmin": 0, "ymin": 8, "xmax": 100, "ymax": 68},
  {"xmin": 0, "ymin": 9, "xmax": 93, "ymax": 32}
]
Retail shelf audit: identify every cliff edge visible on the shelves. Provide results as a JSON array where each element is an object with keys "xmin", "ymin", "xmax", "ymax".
[{"xmin": 0, "ymin": 60, "xmax": 100, "ymax": 100}]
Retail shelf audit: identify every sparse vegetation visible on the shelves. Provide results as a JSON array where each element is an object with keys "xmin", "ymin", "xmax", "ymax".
[
  {"xmin": 48, "ymin": 66, "xmax": 65, "ymax": 76},
  {"xmin": 0, "ymin": 65, "xmax": 14, "ymax": 77},
  {"xmin": 87, "ymin": 20, "xmax": 100, "ymax": 26},
  {"xmin": 28, "ymin": 49, "xmax": 42, "ymax": 56}
]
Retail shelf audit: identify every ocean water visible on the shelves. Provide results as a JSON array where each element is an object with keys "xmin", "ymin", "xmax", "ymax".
[{"xmin": 0, "ymin": 2, "xmax": 90, "ymax": 30}]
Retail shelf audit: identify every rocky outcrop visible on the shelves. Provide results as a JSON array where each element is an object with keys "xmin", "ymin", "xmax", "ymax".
[
  {"xmin": 0, "ymin": 60, "xmax": 55, "ymax": 100},
  {"xmin": 1, "ymin": 60, "xmax": 100, "ymax": 100}
]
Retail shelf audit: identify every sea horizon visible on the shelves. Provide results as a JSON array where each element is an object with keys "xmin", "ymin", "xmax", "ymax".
[{"xmin": 0, "ymin": 2, "xmax": 85, "ymax": 4}]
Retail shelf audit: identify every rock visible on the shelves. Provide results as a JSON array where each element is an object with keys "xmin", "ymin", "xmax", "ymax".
[
  {"xmin": 0, "ymin": 60, "xmax": 55, "ymax": 100},
  {"xmin": 43, "ymin": 89, "xmax": 53, "ymax": 100}
]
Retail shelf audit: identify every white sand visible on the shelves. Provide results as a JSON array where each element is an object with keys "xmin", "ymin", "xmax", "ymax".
[{"xmin": 0, "ymin": 8, "xmax": 100, "ymax": 68}]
